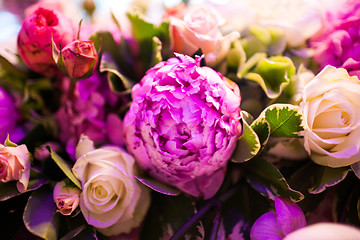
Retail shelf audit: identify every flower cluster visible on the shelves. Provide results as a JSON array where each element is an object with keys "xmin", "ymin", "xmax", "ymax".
[{"xmin": 1, "ymin": 0, "xmax": 360, "ymax": 239}]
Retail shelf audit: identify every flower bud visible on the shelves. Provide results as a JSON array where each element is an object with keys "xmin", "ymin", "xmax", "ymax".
[
  {"xmin": 58, "ymin": 40, "xmax": 97, "ymax": 79},
  {"xmin": 53, "ymin": 180, "xmax": 81, "ymax": 215}
]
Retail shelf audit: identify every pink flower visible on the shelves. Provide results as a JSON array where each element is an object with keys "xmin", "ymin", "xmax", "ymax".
[
  {"xmin": 55, "ymin": 73, "xmax": 125, "ymax": 159},
  {"xmin": 53, "ymin": 180, "xmax": 81, "ymax": 215},
  {"xmin": 123, "ymin": 54, "xmax": 242, "ymax": 199},
  {"xmin": 17, "ymin": 7, "xmax": 76, "ymax": 77},
  {"xmin": 59, "ymin": 40, "xmax": 97, "ymax": 79},
  {"xmin": 169, "ymin": 5, "xmax": 240, "ymax": 66},
  {"xmin": 250, "ymin": 197, "xmax": 306, "ymax": 240},
  {"xmin": 0, "ymin": 144, "xmax": 30, "ymax": 193},
  {"xmin": 310, "ymin": 0, "xmax": 360, "ymax": 77}
]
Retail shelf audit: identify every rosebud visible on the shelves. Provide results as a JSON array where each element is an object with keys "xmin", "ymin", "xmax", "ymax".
[
  {"xmin": 17, "ymin": 7, "xmax": 76, "ymax": 77},
  {"xmin": 56, "ymin": 40, "xmax": 97, "ymax": 79},
  {"xmin": 53, "ymin": 180, "xmax": 81, "ymax": 215}
]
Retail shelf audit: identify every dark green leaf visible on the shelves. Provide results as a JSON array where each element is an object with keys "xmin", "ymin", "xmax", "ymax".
[
  {"xmin": 256, "ymin": 104, "xmax": 303, "ymax": 138},
  {"xmin": 47, "ymin": 146, "xmax": 81, "ymax": 189},
  {"xmin": 251, "ymin": 119, "xmax": 270, "ymax": 148},
  {"xmin": 309, "ymin": 166, "xmax": 350, "ymax": 194},
  {"xmin": 243, "ymin": 157, "xmax": 304, "ymax": 202},
  {"xmin": 135, "ymin": 175, "xmax": 180, "ymax": 196},
  {"xmin": 23, "ymin": 185, "xmax": 57, "ymax": 240},
  {"xmin": 0, "ymin": 55, "xmax": 27, "ymax": 79}
]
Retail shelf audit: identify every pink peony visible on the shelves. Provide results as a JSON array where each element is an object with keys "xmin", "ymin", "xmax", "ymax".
[
  {"xmin": 310, "ymin": 0, "xmax": 360, "ymax": 77},
  {"xmin": 17, "ymin": 7, "xmax": 76, "ymax": 77},
  {"xmin": 123, "ymin": 54, "xmax": 242, "ymax": 199},
  {"xmin": 55, "ymin": 73, "xmax": 125, "ymax": 159}
]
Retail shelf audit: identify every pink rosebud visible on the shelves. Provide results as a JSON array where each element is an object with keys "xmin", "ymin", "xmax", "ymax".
[
  {"xmin": 17, "ymin": 7, "xmax": 76, "ymax": 77},
  {"xmin": 0, "ymin": 144, "xmax": 30, "ymax": 193},
  {"xmin": 53, "ymin": 180, "xmax": 81, "ymax": 215},
  {"xmin": 59, "ymin": 39, "xmax": 97, "ymax": 79}
]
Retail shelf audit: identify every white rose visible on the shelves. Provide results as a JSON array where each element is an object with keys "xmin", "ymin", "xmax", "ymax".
[
  {"xmin": 72, "ymin": 136, "xmax": 150, "ymax": 236},
  {"xmin": 284, "ymin": 223, "xmax": 360, "ymax": 240},
  {"xmin": 300, "ymin": 66, "xmax": 360, "ymax": 167}
]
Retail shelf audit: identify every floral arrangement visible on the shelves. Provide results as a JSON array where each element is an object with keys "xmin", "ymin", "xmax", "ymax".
[{"xmin": 2, "ymin": 0, "xmax": 360, "ymax": 239}]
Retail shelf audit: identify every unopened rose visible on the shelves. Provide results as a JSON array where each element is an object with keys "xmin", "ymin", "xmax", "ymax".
[
  {"xmin": 59, "ymin": 40, "xmax": 97, "ymax": 79},
  {"xmin": 53, "ymin": 180, "xmax": 81, "ymax": 215},
  {"xmin": 300, "ymin": 66, "xmax": 360, "ymax": 167},
  {"xmin": 72, "ymin": 136, "xmax": 150, "ymax": 236},
  {"xmin": 17, "ymin": 7, "xmax": 75, "ymax": 77},
  {"xmin": 169, "ymin": 5, "xmax": 240, "ymax": 66},
  {"xmin": 123, "ymin": 54, "xmax": 242, "ymax": 199},
  {"xmin": 284, "ymin": 223, "xmax": 360, "ymax": 240},
  {"xmin": 0, "ymin": 144, "xmax": 30, "ymax": 193}
]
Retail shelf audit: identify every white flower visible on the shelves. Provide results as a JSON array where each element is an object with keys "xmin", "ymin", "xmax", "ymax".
[
  {"xmin": 300, "ymin": 66, "xmax": 360, "ymax": 167},
  {"xmin": 72, "ymin": 136, "xmax": 151, "ymax": 236}
]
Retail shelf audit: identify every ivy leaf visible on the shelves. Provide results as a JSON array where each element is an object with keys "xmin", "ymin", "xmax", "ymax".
[
  {"xmin": 309, "ymin": 166, "xmax": 350, "ymax": 194},
  {"xmin": 23, "ymin": 185, "xmax": 57, "ymax": 240},
  {"xmin": 255, "ymin": 104, "xmax": 303, "ymax": 138},
  {"xmin": 135, "ymin": 175, "xmax": 180, "ymax": 196},
  {"xmin": 243, "ymin": 157, "xmax": 304, "ymax": 202},
  {"xmin": 232, "ymin": 112, "xmax": 261, "ymax": 163},
  {"xmin": 47, "ymin": 146, "xmax": 81, "ymax": 189},
  {"xmin": 251, "ymin": 119, "xmax": 270, "ymax": 149},
  {"xmin": 244, "ymin": 56, "xmax": 295, "ymax": 99}
]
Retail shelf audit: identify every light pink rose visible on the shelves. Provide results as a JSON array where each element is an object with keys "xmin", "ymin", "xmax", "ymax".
[
  {"xmin": 0, "ymin": 144, "xmax": 30, "ymax": 193},
  {"xmin": 169, "ymin": 5, "xmax": 240, "ymax": 66},
  {"xmin": 53, "ymin": 180, "xmax": 81, "ymax": 215}
]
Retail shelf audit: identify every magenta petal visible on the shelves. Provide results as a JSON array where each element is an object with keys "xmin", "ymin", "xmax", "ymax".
[
  {"xmin": 250, "ymin": 212, "xmax": 284, "ymax": 240},
  {"xmin": 275, "ymin": 197, "xmax": 306, "ymax": 236}
]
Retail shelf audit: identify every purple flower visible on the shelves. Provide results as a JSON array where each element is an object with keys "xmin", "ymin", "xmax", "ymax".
[
  {"xmin": 0, "ymin": 88, "xmax": 24, "ymax": 143},
  {"xmin": 310, "ymin": 0, "xmax": 360, "ymax": 77},
  {"xmin": 123, "ymin": 54, "xmax": 242, "ymax": 199},
  {"xmin": 55, "ymin": 73, "xmax": 125, "ymax": 159},
  {"xmin": 250, "ymin": 197, "xmax": 306, "ymax": 240}
]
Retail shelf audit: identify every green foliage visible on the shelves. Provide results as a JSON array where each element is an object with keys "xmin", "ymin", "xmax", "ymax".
[
  {"xmin": 243, "ymin": 157, "xmax": 304, "ymax": 202},
  {"xmin": 255, "ymin": 104, "xmax": 303, "ymax": 138},
  {"xmin": 135, "ymin": 175, "xmax": 181, "ymax": 196},
  {"xmin": 47, "ymin": 146, "xmax": 81, "ymax": 189}
]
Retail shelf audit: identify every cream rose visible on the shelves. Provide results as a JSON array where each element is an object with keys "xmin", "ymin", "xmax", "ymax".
[
  {"xmin": 284, "ymin": 223, "xmax": 360, "ymax": 240},
  {"xmin": 0, "ymin": 144, "xmax": 30, "ymax": 193},
  {"xmin": 300, "ymin": 66, "xmax": 360, "ymax": 167},
  {"xmin": 72, "ymin": 136, "xmax": 150, "ymax": 236},
  {"xmin": 53, "ymin": 180, "xmax": 81, "ymax": 215},
  {"xmin": 169, "ymin": 4, "xmax": 240, "ymax": 66}
]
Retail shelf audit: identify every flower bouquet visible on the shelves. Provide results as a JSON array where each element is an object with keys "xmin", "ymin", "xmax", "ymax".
[{"xmin": 1, "ymin": 0, "xmax": 360, "ymax": 239}]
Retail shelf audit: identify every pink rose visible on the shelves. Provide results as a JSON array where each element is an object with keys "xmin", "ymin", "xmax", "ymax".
[
  {"xmin": 169, "ymin": 5, "xmax": 240, "ymax": 66},
  {"xmin": 53, "ymin": 180, "xmax": 81, "ymax": 215},
  {"xmin": 17, "ymin": 7, "xmax": 76, "ymax": 77},
  {"xmin": 59, "ymin": 40, "xmax": 97, "ymax": 79},
  {"xmin": 0, "ymin": 144, "xmax": 30, "ymax": 193}
]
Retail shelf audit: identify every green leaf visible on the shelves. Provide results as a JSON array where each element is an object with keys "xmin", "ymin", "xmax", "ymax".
[
  {"xmin": 251, "ymin": 119, "xmax": 270, "ymax": 148},
  {"xmin": 256, "ymin": 104, "xmax": 303, "ymax": 138},
  {"xmin": 243, "ymin": 157, "xmax": 304, "ymax": 202},
  {"xmin": 309, "ymin": 166, "xmax": 350, "ymax": 194},
  {"xmin": 245, "ymin": 56, "xmax": 295, "ymax": 99},
  {"xmin": 351, "ymin": 162, "xmax": 360, "ymax": 179},
  {"xmin": 47, "ymin": 146, "xmax": 82, "ymax": 189},
  {"xmin": 151, "ymin": 36, "xmax": 163, "ymax": 66},
  {"xmin": 4, "ymin": 134, "xmax": 18, "ymax": 147},
  {"xmin": 140, "ymin": 192, "xmax": 197, "ymax": 240},
  {"xmin": 135, "ymin": 175, "xmax": 180, "ymax": 196},
  {"xmin": 99, "ymin": 54, "xmax": 134, "ymax": 92},
  {"xmin": 23, "ymin": 185, "xmax": 57, "ymax": 240},
  {"xmin": 232, "ymin": 112, "xmax": 261, "ymax": 163},
  {"xmin": 0, "ymin": 55, "xmax": 27, "ymax": 79},
  {"xmin": 238, "ymin": 52, "xmax": 267, "ymax": 78}
]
